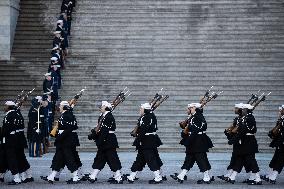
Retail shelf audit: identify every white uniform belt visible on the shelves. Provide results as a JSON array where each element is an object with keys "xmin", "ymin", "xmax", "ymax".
[
  {"xmin": 58, "ymin": 130, "xmax": 76, "ymax": 134},
  {"xmin": 145, "ymin": 132, "xmax": 156, "ymax": 135},
  {"xmin": 16, "ymin": 129, "xmax": 24, "ymax": 132},
  {"xmin": 109, "ymin": 131, "xmax": 115, "ymax": 134},
  {"xmin": 10, "ymin": 131, "xmax": 16, "ymax": 135},
  {"xmin": 246, "ymin": 133, "xmax": 254, "ymax": 136},
  {"xmin": 189, "ymin": 131, "xmax": 205, "ymax": 135}
]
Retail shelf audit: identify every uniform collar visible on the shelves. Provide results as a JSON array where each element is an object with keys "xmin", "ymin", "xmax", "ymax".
[
  {"xmin": 6, "ymin": 109, "xmax": 15, "ymax": 115},
  {"xmin": 103, "ymin": 111, "xmax": 110, "ymax": 117}
]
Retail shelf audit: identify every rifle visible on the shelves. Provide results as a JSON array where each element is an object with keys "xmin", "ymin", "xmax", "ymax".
[
  {"xmin": 16, "ymin": 88, "xmax": 35, "ymax": 110},
  {"xmin": 50, "ymin": 87, "xmax": 86, "ymax": 137},
  {"xmin": 94, "ymin": 87, "xmax": 131, "ymax": 134},
  {"xmin": 130, "ymin": 88, "xmax": 169, "ymax": 137},
  {"xmin": 179, "ymin": 86, "xmax": 223, "ymax": 129},
  {"xmin": 226, "ymin": 91, "xmax": 271, "ymax": 134}
]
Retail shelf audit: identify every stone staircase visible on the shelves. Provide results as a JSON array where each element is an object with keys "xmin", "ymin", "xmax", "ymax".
[{"xmin": 1, "ymin": 0, "xmax": 284, "ymax": 152}]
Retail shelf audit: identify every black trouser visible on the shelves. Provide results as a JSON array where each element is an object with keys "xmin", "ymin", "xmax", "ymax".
[
  {"xmin": 67, "ymin": 20, "xmax": 72, "ymax": 36},
  {"xmin": 0, "ymin": 145, "xmax": 7, "ymax": 173},
  {"xmin": 74, "ymin": 149, "xmax": 82, "ymax": 168},
  {"xmin": 181, "ymin": 152, "xmax": 211, "ymax": 172},
  {"xmin": 227, "ymin": 152, "xmax": 250, "ymax": 172},
  {"xmin": 16, "ymin": 147, "xmax": 30, "ymax": 173},
  {"xmin": 5, "ymin": 146, "xmax": 19, "ymax": 175},
  {"xmin": 232, "ymin": 153, "xmax": 259, "ymax": 173},
  {"xmin": 131, "ymin": 148, "xmax": 161, "ymax": 172},
  {"xmin": 92, "ymin": 148, "xmax": 122, "ymax": 172},
  {"xmin": 51, "ymin": 146, "xmax": 79, "ymax": 172},
  {"xmin": 269, "ymin": 149, "xmax": 284, "ymax": 173}
]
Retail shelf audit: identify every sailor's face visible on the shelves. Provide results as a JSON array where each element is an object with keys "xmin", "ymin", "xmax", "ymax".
[
  {"xmin": 100, "ymin": 106, "xmax": 106, "ymax": 113},
  {"xmin": 187, "ymin": 107, "xmax": 191, "ymax": 115},
  {"xmin": 4, "ymin": 105, "xmax": 9, "ymax": 112}
]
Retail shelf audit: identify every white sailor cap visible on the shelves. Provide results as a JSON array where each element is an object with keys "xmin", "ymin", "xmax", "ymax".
[
  {"xmin": 141, "ymin": 103, "xmax": 151, "ymax": 110},
  {"xmin": 242, "ymin": 103, "xmax": 254, "ymax": 110},
  {"xmin": 50, "ymin": 57, "xmax": 58, "ymax": 61},
  {"xmin": 101, "ymin": 101, "xmax": 112, "ymax": 108},
  {"xmin": 60, "ymin": 101, "xmax": 70, "ymax": 107},
  {"xmin": 53, "ymin": 31, "xmax": 61, "ymax": 34},
  {"xmin": 5, "ymin": 101, "xmax": 16, "ymax": 106},
  {"xmin": 235, "ymin": 103, "xmax": 243, "ymax": 109},
  {"xmin": 279, "ymin": 105, "xmax": 284, "ymax": 110},
  {"xmin": 57, "ymin": 20, "xmax": 63, "ymax": 24},
  {"xmin": 188, "ymin": 103, "xmax": 202, "ymax": 108},
  {"xmin": 44, "ymin": 72, "xmax": 51, "ymax": 77},
  {"xmin": 35, "ymin": 96, "xmax": 42, "ymax": 101}
]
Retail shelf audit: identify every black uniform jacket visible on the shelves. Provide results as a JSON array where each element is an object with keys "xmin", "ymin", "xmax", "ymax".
[
  {"xmin": 94, "ymin": 112, "xmax": 119, "ymax": 150},
  {"xmin": 229, "ymin": 112, "xmax": 259, "ymax": 154},
  {"xmin": 133, "ymin": 112, "xmax": 162, "ymax": 149},
  {"xmin": 180, "ymin": 111, "xmax": 213, "ymax": 153},
  {"xmin": 269, "ymin": 115, "xmax": 284, "ymax": 152},
  {"xmin": 2, "ymin": 110, "xmax": 19, "ymax": 148},
  {"xmin": 55, "ymin": 109, "xmax": 79, "ymax": 148}
]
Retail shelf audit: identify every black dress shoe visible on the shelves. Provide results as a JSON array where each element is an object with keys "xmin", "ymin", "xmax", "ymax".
[
  {"xmin": 148, "ymin": 179, "xmax": 162, "ymax": 184},
  {"xmin": 0, "ymin": 178, "xmax": 4, "ymax": 182},
  {"xmin": 162, "ymin": 176, "xmax": 167, "ymax": 181},
  {"xmin": 122, "ymin": 174, "xmax": 139, "ymax": 181},
  {"xmin": 242, "ymin": 179, "xmax": 254, "ymax": 183},
  {"xmin": 269, "ymin": 179, "xmax": 276, "ymax": 184},
  {"xmin": 66, "ymin": 179, "xmax": 80, "ymax": 184},
  {"xmin": 109, "ymin": 180, "xmax": 123, "ymax": 184},
  {"xmin": 40, "ymin": 176, "xmax": 54, "ymax": 184},
  {"xmin": 80, "ymin": 174, "xmax": 89, "ymax": 181},
  {"xmin": 107, "ymin": 177, "xmax": 115, "ymax": 182},
  {"xmin": 54, "ymin": 177, "xmax": 59, "ymax": 181},
  {"xmin": 8, "ymin": 180, "xmax": 21, "ymax": 185},
  {"xmin": 247, "ymin": 181, "xmax": 262, "ymax": 185},
  {"xmin": 170, "ymin": 173, "xmax": 187, "ymax": 181},
  {"xmin": 217, "ymin": 175, "xmax": 228, "ymax": 181},
  {"xmin": 88, "ymin": 178, "xmax": 97, "ymax": 183},
  {"xmin": 197, "ymin": 179, "xmax": 211, "ymax": 184},
  {"xmin": 260, "ymin": 175, "xmax": 269, "ymax": 182},
  {"xmin": 22, "ymin": 177, "xmax": 34, "ymax": 183},
  {"xmin": 126, "ymin": 178, "xmax": 134, "ymax": 184},
  {"xmin": 170, "ymin": 174, "xmax": 178, "ymax": 180},
  {"xmin": 226, "ymin": 178, "xmax": 235, "ymax": 184},
  {"xmin": 170, "ymin": 174, "xmax": 184, "ymax": 183}
]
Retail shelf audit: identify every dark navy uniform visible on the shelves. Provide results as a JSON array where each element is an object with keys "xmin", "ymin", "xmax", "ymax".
[
  {"xmin": 89, "ymin": 111, "xmax": 122, "ymax": 172},
  {"xmin": 267, "ymin": 115, "xmax": 284, "ymax": 174},
  {"xmin": 14, "ymin": 108, "xmax": 31, "ymax": 175},
  {"xmin": 228, "ymin": 111, "xmax": 260, "ymax": 174},
  {"xmin": 2, "ymin": 109, "xmax": 21, "ymax": 176},
  {"xmin": 51, "ymin": 109, "xmax": 80, "ymax": 173},
  {"xmin": 130, "ymin": 111, "xmax": 163, "ymax": 172},
  {"xmin": 27, "ymin": 99, "xmax": 44, "ymax": 157},
  {"xmin": 180, "ymin": 109, "xmax": 213, "ymax": 172}
]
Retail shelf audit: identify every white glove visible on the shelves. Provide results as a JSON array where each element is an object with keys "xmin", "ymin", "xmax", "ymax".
[{"xmin": 36, "ymin": 129, "xmax": 40, "ymax": 133}]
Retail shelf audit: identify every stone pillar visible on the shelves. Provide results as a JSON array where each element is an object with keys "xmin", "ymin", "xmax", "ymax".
[{"xmin": 0, "ymin": 0, "xmax": 20, "ymax": 61}]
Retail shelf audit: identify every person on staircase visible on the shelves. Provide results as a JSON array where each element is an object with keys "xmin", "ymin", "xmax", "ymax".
[
  {"xmin": 170, "ymin": 103, "xmax": 214, "ymax": 184},
  {"xmin": 87, "ymin": 101, "xmax": 123, "ymax": 184}
]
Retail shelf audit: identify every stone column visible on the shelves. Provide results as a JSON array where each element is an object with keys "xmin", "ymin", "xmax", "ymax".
[{"xmin": 0, "ymin": 0, "xmax": 20, "ymax": 61}]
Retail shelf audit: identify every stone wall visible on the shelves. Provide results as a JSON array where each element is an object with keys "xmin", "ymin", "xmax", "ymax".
[{"xmin": 0, "ymin": 0, "xmax": 20, "ymax": 60}]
